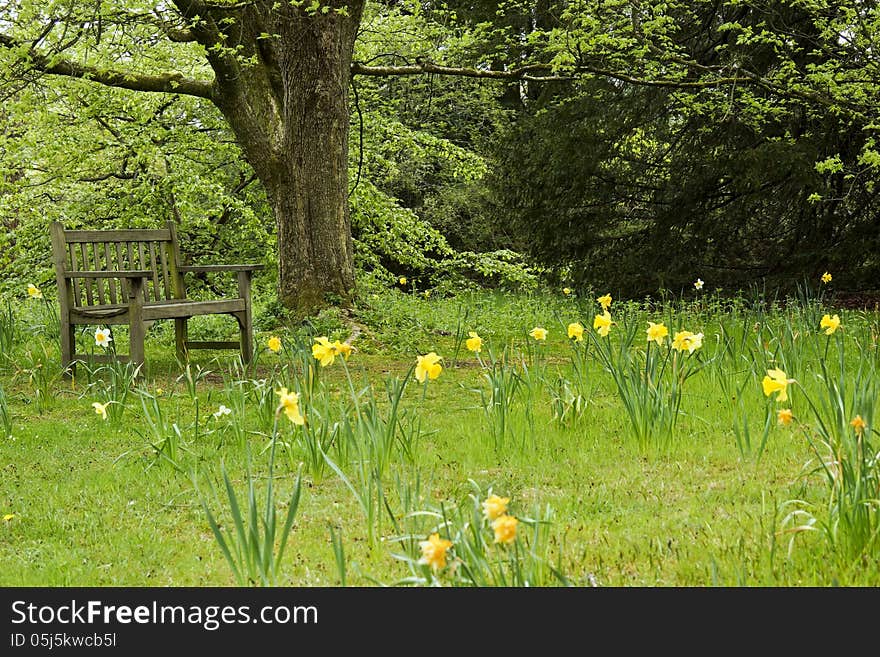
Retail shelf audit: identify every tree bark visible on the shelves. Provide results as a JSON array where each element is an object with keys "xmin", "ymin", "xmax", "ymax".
[{"xmin": 271, "ymin": 11, "xmax": 358, "ymax": 314}]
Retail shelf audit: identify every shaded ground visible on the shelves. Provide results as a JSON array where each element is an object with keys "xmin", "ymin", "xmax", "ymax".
[{"xmin": 833, "ymin": 292, "xmax": 880, "ymax": 310}]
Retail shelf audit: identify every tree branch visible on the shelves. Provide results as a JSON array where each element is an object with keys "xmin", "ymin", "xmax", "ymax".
[
  {"xmin": 350, "ymin": 61, "xmax": 569, "ymax": 81},
  {"xmin": 164, "ymin": 27, "xmax": 199, "ymax": 42},
  {"xmin": 0, "ymin": 33, "xmax": 214, "ymax": 99},
  {"xmin": 576, "ymin": 64, "xmax": 743, "ymax": 89}
]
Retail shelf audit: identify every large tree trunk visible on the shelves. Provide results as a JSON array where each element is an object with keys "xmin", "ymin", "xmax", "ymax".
[
  {"xmin": 193, "ymin": 2, "xmax": 364, "ymax": 317},
  {"xmin": 272, "ymin": 12, "xmax": 358, "ymax": 314}
]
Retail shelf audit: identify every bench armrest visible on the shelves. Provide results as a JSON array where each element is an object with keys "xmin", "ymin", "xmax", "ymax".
[
  {"xmin": 64, "ymin": 270, "xmax": 153, "ymax": 279},
  {"xmin": 178, "ymin": 264, "xmax": 265, "ymax": 273}
]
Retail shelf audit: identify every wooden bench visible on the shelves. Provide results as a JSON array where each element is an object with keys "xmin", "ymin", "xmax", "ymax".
[{"xmin": 50, "ymin": 221, "xmax": 264, "ymax": 373}]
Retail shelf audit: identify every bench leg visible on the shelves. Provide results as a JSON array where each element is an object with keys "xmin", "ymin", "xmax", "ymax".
[
  {"xmin": 237, "ymin": 271, "xmax": 254, "ymax": 364},
  {"xmin": 175, "ymin": 318, "xmax": 188, "ymax": 364},
  {"xmin": 127, "ymin": 279, "xmax": 146, "ymax": 369},
  {"xmin": 60, "ymin": 322, "xmax": 75, "ymax": 378},
  {"xmin": 235, "ymin": 312, "xmax": 253, "ymax": 364}
]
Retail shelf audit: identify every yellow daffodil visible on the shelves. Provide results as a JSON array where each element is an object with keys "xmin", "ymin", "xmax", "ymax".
[
  {"xmin": 275, "ymin": 387, "xmax": 305, "ymax": 425},
  {"xmin": 821, "ymin": 271, "xmax": 832, "ymax": 284},
  {"xmin": 94, "ymin": 327, "xmax": 112, "ymax": 348},
  {"xmin": 92, "ymin": 401, "xmax": 109, "ymax": 420},
  {"xmin": 694, "ymin": 279, "xmax": 704, "ymax": 290},
  {"xmin": 482, "ymin": 494, "xmax": 510, "ymax": 521},
  {"xmin": 777, "ymin": 408, "xmax": 794, "ymax": 426},
  {"xmin": 819, "ymin": 314, "xmax": 841, "ymax": 335},
  {"xmin": 646, "ymin": 321, "xmax": 668, "ymax": 346},
  {"xmin": 597, "ymin": 293, "xmax": 612, "ymax": 311},
  {"xmin": 399, "ymin": 276, "xmax": 407, "ymax": 286},
  {"xmin": 333, "ymin": 340, "xmax": 352, "ymax": 360},
  {"xmin": 418, "ymin": 533, "xmax": 453, "ymax": 571},
  {"xmin": 492, "ymin": 514, "xmax": 518, "ymax": 544},
  {"xmin": 312, "ymin": 336, "xmax": 336, "ymax": 367},
  {"xmin": 267, "ymin": 336, "xmax": 282, "ymax": 353},
  {"xmin": 672, "ymin": 330, "xmax": 703, "ymax": 353},
  {"xmin": 2, "ymin": 513, "xmax": 14, "ymax": 522},
  {"xmin": 529, "ymin": 327, "xmax": 548, "ymax": 341},
  {"xmin": 415, "ymin": 352, "xmax": 443, "ymax": 383},
  {"xmin": 465, "ymin": 331, "xmax": 483, "ymax": 353},
  {"xmin": 850, "ymin": 415, "xmax": 867, "ymax": 436},
  {"xmin": 423, "ymin": 290, "xmax": 431, "ymax": 298},
  {"xmin": 567, "ymin": 322, "xmax": 585, "ymax": 342},
  {"xmin": 563, "ymin": 287, "xmax": 571, "ymax": 295},
  {"xmin": 27, "ymin": 283, "xmax": 43, "ymax": 299},
  {"xmin": 762, "ymin": 368, "xmax": 794, "ymax": 403},
  {"xmin": 593, "ymin": 311, "xmax": 612, "ymax": 337},
  {"xmin": 155, "ymin": 388, "xmax": 164, "ymax": 396}
]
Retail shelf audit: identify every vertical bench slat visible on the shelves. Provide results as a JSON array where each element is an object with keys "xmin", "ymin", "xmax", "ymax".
[
  {"xmin": 79, "ymin": 243, "xmax": 94, "ymax": 305},
  {"xmin": 116, "ymin": 243, "xmax": 127, "ymax": 303},
  {"xmin": 104, "ymin": 243, "xmax": 118, "ymax": 304},
  {"xmin": 136, "ymin": 242, "xmax": 149, "ymax": 302},
  {"xmin": 125, "ymin": 242, "xmax": 142, "ymax": 303},
  {"xmin": 69, "ymin": 245, "xmax": 82, "ymax": 306},
  {"xmin": 92, "ymin": 243, "xmax": 106, "ymax": 305},
  {"xmin": 148, "ymin": 242, "xmax": 162, "ymax": 301},
  {"xmin": 158, "ymin": 241, "xmax": 171, "ymax": 300}
]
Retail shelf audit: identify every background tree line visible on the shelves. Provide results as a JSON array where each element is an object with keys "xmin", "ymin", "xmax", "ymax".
[{"xmin": 2, "ymin": 1, "xmax": 878, "ymax": 305}]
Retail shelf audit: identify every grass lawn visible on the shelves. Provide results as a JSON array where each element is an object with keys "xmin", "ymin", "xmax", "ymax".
[{"xmin": 1, "ymin": 287, "xmax": 878, "ymax": 586}]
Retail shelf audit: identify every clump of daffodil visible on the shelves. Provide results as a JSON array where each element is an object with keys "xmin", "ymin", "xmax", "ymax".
[
  {"xmin": 415, "ymin": 352, "xmax": 443, "ymax": 383},
  {"xmin": 762, "ymin": 368, "xmax": 795, "ymax": 403},
  {"xmin": 492, "ymin": 514, "xmax": 518, "ymax": 544},
  {"xmin": 275, "ymin": 387, "xmax": 305, "ymax": 425},
  {"xmin": 27, "ymin": 283, "xmax": 43, "ymax": 299},
  {"xmin": 529, "ymin": 327, "xmax": 548, "ymax": 341},
  {"xmin": 465, "ymin": 331, "xmax": 482, "ymax": 353},
  {"xmin": 646, "ymin": 321, "xmax": 668, "ymax": 346},
  {"xmin": 213, "ymin": 404, "xmax": 232, "ymax": 419},
  {"xmin": 312, "ymin": 336, "xmax": 336, "ymax": 366},
  {"xmin": 819, "ymin": 313, "xmax": 841, "ymax": 335},
  {"xmin": 94, "ymin": 327, "xmax": 112, "ymax": 348},
  {"xmin": 482, "ymin": 494, "xmax": 510, "ymax": 521},
  {"xmin": 92, "ymin": 401, "xmax": 110, "ymax": 420},
  {"xmin": 671, "ymin": 330, "xmax": 703, "ymax": 353},
  {"xmin": 419, "ymin": 533, "xmax": 453, "ymax": 571},
  {"xmin": 597, "ymin": 293, "xmax": 612, "ymax": 311},
  {"xmin": 850, "ymin": 415, "xmax": 867, "ymax": 436},
  {"xmin": 593, "ymin": 311, "xmax": 612, "ymax": 337},
  {"xmin": 777, "ymin": 408, "xmax": 794, "ymax": 426},
  {"xmin": 310, "ymin": 336, "xmax": 352, "ymax": 366},
  {"xmin": 267, "ymin": 336, "xmax": 282, "ymax": 353},
  {"xmin": 567, "ymin": 322, "xmax": 584, "ymax": 342},
  {"xmin": 821, "ymin": 271, "xmax": 832, "ymax": 284},
  {"xmin": 334, "ymin": 340, "xmax": 352, "ymax": 360}
]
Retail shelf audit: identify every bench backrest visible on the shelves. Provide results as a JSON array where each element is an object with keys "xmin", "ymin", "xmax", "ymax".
[{"xmin": 50, "ymin": 221, "xmax": 185, "ymax": 307}]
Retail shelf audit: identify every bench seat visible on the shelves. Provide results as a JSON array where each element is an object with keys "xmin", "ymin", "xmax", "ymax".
[{"xmin": 70, "ymin": 298, "xmax": 247, "ymax": 322}]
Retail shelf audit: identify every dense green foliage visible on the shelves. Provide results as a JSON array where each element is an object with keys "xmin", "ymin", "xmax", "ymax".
[
  {"xmin": 2, "ymin": 1, "xmax": 880, "ymax": 302},
  {"xmin": 485, "ymin": 1, "xmax": 880, "ymax": 295}
]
